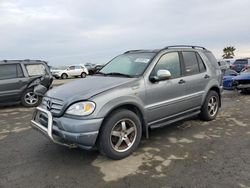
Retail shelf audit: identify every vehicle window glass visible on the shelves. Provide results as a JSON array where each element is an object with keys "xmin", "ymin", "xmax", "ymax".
[
  {"xmin": 204, "ymin": 52, "xmax": 220, "ymax": 69},
  {"xmin": 224, "ymin": 69, "xmax": 237, "ymax": 76},
  {"xmin": 0, "ymin": 64, "xmax": 18, "ymax": 80},
  {"xmin": 69, "ymin": 66, "xmax": 75, "ymax": 70},
  {"xmin": 196, "ymin": 53, "xmax": 206, "ymax": 72},
  {"xmin": 25, "ymin": 64, "xmax": 47, "ymax": 76},
  {"xmin": 234, "ymin": 60, "xmax": 248, "ymax": 65},
  {"xmin": 17, "ymin": 64, "xmax": 24, "ymax": 77},
  {"xmin": 153, "ymin": 52, "xmax": 181, "ymax": 78},
  {"xmin": 183, "ymin": 52, "xmax": 200, "ymax": 75},
  {"xmin": 100, "ymin": 53, "xmax": 155, "ymax": 76}
]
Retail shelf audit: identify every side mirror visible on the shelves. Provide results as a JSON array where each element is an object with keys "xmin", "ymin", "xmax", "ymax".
[
  {"xmin": 157, "ymin": 70, "xmax": 171, "ymax": 80},
  {"xmin": 149, "ymin": 70, "xmax": 171, "ymax": 83},
  {"xmin": 34, "ymin": 84, "xmax": 47, "ymax": 97}
]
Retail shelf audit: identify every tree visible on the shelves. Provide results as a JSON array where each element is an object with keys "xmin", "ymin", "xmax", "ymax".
[{"xmin": 222, "ymin": 46, "xmax": 236, "ymax": 59}]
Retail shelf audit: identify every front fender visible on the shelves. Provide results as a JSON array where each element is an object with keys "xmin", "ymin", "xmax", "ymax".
[{"xmin": 97, "ymin": 95, "xmax": 147, "ymax": 123}]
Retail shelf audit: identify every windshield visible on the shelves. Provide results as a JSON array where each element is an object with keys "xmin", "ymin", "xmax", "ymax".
[
  {"xmin": 234, "ymin": 60, "xmax": 248, "ymax": 65},
  {"xmin": 99, "ymin": 53, "xmax": 155, "ymax": 76}
]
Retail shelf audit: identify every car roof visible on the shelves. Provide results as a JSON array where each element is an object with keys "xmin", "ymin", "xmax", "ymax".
[
  {"xmin": 124, "ymin": 45, "xmax": 211, "ymax": 54},
  {"xmin": 0, "ymin": 59, "xmax": 47, "ymax": 64}
]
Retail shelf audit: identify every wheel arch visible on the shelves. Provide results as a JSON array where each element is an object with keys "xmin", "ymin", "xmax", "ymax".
[
  {"xmin": 61, "ymin": 72, "xmax": 68, "ymax": 78},
  {"xmin": 100, "ymin": 103, "xmax": 148, "ymax": 138},
  {"xmin": 204, "ymin": 86, "xmax": 221, "ymax": 107}
]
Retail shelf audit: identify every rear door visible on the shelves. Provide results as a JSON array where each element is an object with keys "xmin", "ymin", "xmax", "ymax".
[
  {"xmin": 0, "ymin": 63, "xmax": 26, "ymax": 103},
  {"xmin": 67, "ymin": 66, "xmax": 76, "ymax": 76},
  {"xmin": 75, "ymin": 65, "xmax": 83, "ymax": 75},
  {"xmin": 180, "ymin": 51, "xmax": 208, "ymax": 108}
]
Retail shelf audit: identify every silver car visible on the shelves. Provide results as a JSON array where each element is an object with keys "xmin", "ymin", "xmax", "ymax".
[{"xmin": 31, "ymin": 45, "xmax": 222, "ymax": 159}]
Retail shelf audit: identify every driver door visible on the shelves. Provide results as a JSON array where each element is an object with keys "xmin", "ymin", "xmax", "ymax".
[{"xmin": 145, "ymin": 52, "xmax": 187, "ymax": 123}]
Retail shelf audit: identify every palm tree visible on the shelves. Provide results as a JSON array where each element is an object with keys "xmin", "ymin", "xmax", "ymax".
[{"xmin": 222, "ymin": 46, "xmax": 236, "ymax": 59}]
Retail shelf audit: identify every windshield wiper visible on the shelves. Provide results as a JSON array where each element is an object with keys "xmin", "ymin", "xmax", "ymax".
[{"xmin": 104, "ymin": 72, "xmax": 133, "ymax": 78}]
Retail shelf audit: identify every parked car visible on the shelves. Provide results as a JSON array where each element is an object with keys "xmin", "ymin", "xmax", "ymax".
[
  {"xmin": 223, "ymin": 69, "xmax": 239, "ymax": 90},
  {"xmin": 52, "ymin": 65, "xmax": 88, "ymax": 79},
  {"xmin": 230, "ymin": 58, "xmax": 250, "ymax": 73},
  {"xmin": 31, "ymin": 45, "xmax": 222, "ymax": 159},
  {"xmin": 85, "ymin": 63, "xmax": 105, "ymax": 75},
  {"xmin": 232, "ymin": 69, "xmax": 250, "ymax": 92},
  {"xmin": 0, "ymin": 60, "xmax": 53, "ymax": 107}
]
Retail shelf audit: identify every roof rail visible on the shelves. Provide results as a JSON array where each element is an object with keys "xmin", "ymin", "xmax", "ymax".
[
  {"xmin": 163, "ymin": 45, "xmax": 207, "ymax": 50},
  {"xmin": 124, "ymin": 50, "xmax": 145, "ymax": 54}
]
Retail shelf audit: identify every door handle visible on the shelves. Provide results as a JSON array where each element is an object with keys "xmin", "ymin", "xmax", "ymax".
[
  {"xmin": 178, "ymin": 79, "xmax": 186, "ymax": 84},
  {"xmin": 204, "ymin": 74, "xmax": 210, "ymax": 79}
]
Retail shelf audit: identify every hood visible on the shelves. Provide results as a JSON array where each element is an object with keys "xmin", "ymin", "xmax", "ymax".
[
  {"xmin": 46, "ymin": 75, "xmax": 137, "ymax": 101},
  {"xmin": 233, "ymin": 73, "xmax": 250, "ymax": 81}
]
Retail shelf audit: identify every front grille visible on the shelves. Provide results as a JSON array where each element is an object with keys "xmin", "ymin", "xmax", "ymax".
[
  {"xmin": 238, "ymin": 80, "xmax": 250, "ymax": 85},
  {"xmin": 42, "ymin": 97, "xmax": 64, "ymax": 115}
]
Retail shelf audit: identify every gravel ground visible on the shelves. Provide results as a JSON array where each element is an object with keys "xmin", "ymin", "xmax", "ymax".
[{"xmin": 0, "ymin": 88, "xmax": 250, "ymax": 188}]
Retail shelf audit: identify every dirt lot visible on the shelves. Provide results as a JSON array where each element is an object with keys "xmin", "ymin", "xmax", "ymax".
[{"xmin": 0, "ymin": 80, "xmax": 250, "ymax": 188}]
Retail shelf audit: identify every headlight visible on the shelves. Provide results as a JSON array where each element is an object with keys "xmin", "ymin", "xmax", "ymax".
[{"xmin": 66, "ymin": 101, "xmax": 95, "ymax": 116}]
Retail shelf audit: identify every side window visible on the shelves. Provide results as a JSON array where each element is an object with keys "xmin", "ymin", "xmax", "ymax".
[
  {"xmin": 0, "ymin": 64, "xmax": 18, "ymax": 80},
  {"xmin": 196, "ymin": 53, "xmax": 206, "ymax": 72},
  {"xmin": 153, "ymin": 52, "xmax": 181, "ymax": 78},
  {"xmin": 69, "ymin": 66, "xmax": 75, "ymax": 70},
  {"xmin": 25, "ymin": 64, "xmax": 47, "ymax": 76},
  {"xmin": 182, "ymin": 52, "xmax": 200, "ymax": 75},
  {"xmin": 17, "ymin": 64, "xmax": 24, "ymax": 78}
]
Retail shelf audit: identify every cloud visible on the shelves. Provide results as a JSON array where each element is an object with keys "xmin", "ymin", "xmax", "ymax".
[{"xmin": 0, "ymin": 0, "xmax": 249, "ymax": 65}]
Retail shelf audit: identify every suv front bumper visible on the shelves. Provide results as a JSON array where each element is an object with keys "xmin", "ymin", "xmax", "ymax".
[{"xmin": 31, "ymin": 107, "xmax": 103, "ymax": 149}]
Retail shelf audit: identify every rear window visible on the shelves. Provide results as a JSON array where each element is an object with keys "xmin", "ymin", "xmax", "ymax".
[
  {"xmin": 234, "ymin": 60, "xmax": 248, "ymax": 65},
  {"xmin": 0, "ymin": 64, "xmax": 24, "ymax": 80},
  {"xmin": 204, "ymin": 52, "xmax": 219, "ymax": 69},
  {"xmin": 25, "ymin": 64, "xmax": 47, "ymax": 76}
]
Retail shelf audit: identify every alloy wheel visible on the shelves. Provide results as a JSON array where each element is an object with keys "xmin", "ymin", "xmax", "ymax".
[{"xmin": 110, "ymin": 118, "xmax": 137, "ymax": 153}]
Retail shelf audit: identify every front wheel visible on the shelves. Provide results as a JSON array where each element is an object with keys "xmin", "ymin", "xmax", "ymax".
[
  {"xmin": 200, "ymin": 90, "xmax": 219, "ymax": 121},
  {"xmin": 81, "ymin": 72, "xmax": 87, "ymax": 78},
  {"xmin": 98, "ymin": 109, "xmax": 142, "ymax": 160},
  {"xmin": 61, "ymin": 73, "xmax": 68, "ymax": 79},
  {"xmin": 21, "ymin": 89, "xmax": 41, "ymax": 107}
]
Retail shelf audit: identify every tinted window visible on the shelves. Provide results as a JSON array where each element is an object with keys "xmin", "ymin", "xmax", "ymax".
[
  {"xmin": 0, "ymin": 64, "xmax": 18, "ymax": 80},
  {"xmin": 183, "ymin": 52, "xmax": 200, "ymax": 75},
  {"xmin": 25, "ymin": 64, "xmax": 47, "ymax": 76},
  {"xmin": 69, "ymin": 66, "xmax": 75, "ymax": 70},
  {"xmin": 234, "ymin": 60, "xmax": 248, "ymax": 65},
  {"xmin": 196, "ymin": 53, "xmax": 206, "ymax": 72},
  {"xmin": 153, "ymin": 52, "xmax": 181, "ymax": 78},
  {"xmin": 17, "ymin": 64, "xmax": 24, "ymax": 77}
]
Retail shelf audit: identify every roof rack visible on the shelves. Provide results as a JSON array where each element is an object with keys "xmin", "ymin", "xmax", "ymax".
[
  {"xmin": 124, "ymin": 50, "xmax": 145, "ymax": 54},
  {"xmin": 163, "ymin": 45, "xmax": 207, "ymax": 50}
]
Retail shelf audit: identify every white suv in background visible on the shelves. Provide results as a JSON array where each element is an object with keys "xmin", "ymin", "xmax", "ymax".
[{"xmin": 52, "ymin": 65, "xmax": 89, "ymax": 79}]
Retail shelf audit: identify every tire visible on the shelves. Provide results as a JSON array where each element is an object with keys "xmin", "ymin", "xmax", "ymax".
[
  {"xmin": 61, "ymin": 73, "xmax": 68, "ymax": 79},
  {"xmin": 21, "ymin": 89, "xmax": 42, "ymax": 107},
  {"xmin": 200, "ymin": 90, "xmax": 219, "ymax": 121},
  {"xmin": 81, "ymin": 72, "xmax": 87, "ymax": 78},
  {"xmin": 98, "ymin": 109, "xmax": 142, "ymax": 160}
]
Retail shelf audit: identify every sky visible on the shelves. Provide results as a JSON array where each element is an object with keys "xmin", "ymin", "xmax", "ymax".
[{"xmin": 0, "ymin": 0, "xmax": 250, "ymax": 66}]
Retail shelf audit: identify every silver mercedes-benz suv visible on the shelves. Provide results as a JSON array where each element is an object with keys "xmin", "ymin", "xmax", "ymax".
[{"xmin": 31, "ymin": 45, "xmax": 222, "ymax": 159}]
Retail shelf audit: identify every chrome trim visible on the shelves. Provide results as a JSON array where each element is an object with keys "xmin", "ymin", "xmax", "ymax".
[
  {"xmin": 31, "ymin": 107, "xmax": 77, "ymax": 148},
  {"xmin": 146, "ymin": 91, "xmax": 204, "ymax": 110}
]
